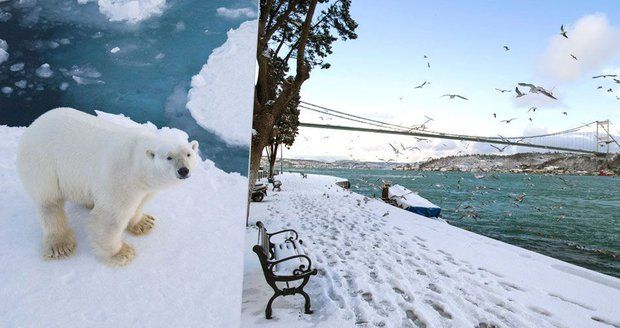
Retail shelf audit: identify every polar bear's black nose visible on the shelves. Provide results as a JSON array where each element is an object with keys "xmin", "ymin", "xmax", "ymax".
[{"xmin": 177, "ymin": 167, "xmax": 189, "ymax": 178}]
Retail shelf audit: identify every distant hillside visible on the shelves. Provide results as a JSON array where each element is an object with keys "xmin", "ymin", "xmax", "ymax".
[
  {"xmin": 412, "ymin": 152, "xmax": 619, "ymax": 174},
  {"xmin": 260, "ymin": 158, "xmax": 403, "ymax": 171},
  {"xmin": 262, "ymin": 152, "xmax": 619, "ymax": 175}
]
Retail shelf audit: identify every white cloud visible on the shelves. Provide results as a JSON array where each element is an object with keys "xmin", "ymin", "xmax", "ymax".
[
  {"xmin": 538, "ymin": 13, "xmax": 620, "ymax": 83},
  {"xmin": 216, "ymin": 7, "xmax": 257, "ymax": 19}
]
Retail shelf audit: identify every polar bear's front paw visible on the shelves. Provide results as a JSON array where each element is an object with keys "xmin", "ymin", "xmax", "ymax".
[
  {"xmin": 127, "ymin": 214, "xmax": 156, "ymax": 236},
  {"xmin": 43, "ymin": 232, "xmax": 76, "ymax": 260},
  {"xmin": 105, "ymin": 243, "xmax": 136, "ymax": 267}
]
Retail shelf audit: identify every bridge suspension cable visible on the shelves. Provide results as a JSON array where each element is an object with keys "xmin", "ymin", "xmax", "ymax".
[{"xmin": 298, "ymin": 101, "xmax": 617, "ymax": 155}]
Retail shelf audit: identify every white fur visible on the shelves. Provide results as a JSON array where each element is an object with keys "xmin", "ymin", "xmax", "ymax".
[{"xmin": 16, "ymin": 107, "xmax": 199, "ymax": 266}]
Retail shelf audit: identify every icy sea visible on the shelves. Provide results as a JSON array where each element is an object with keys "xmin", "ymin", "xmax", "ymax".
[
  {"xmin": 0, "ymin": 0, "xmax": 256, "ymax": 174},
  {"xmin": 288, "ymin": 168, "xmax": 620, "ymax": 278}
]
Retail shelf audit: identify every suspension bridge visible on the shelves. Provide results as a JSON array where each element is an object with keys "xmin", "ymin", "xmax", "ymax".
[{"xmin": 297, "ymin": 101, "xmax": 620, "ymax": 156}]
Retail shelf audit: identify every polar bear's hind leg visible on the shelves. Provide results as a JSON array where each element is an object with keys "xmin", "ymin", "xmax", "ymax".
[{"xmin": 39, "ymin": 201, "xmax": 77, "ymax": 260}]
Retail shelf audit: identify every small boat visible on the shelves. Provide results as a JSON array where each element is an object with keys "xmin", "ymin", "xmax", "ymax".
[{"xmin": 385, "ymin": 184, "xmax": 441, "ymax": 218}]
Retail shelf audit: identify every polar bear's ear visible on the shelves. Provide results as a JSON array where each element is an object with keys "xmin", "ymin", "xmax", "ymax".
[
  {"xmin": 190, "ymin": 140, "xmax": 199, "ymax": 151},
  {"xmin": 146, "ymin": 150, "xmax": 155, "ymax": 159}
]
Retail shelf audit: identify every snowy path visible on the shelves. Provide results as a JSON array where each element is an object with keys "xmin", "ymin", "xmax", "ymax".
[
  {"xmin": 242, "ymin": 173, "xmax": 620, "ymax": 328},
  {"xmin": 0, "ymin": 126, "xmax": 247, "ymax": 327}
]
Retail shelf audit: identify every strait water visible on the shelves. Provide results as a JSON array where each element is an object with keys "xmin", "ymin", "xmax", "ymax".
[{"xmin": 288, "ymin": 168, "xmax": 620, "ymax": 278}]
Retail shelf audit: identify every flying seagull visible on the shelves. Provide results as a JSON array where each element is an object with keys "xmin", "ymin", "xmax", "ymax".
[
  {"xmin": 592, "ymin": 74, "xmax": 617, "ymax": 79},
  {"xmin": 490, "ymin": 144, "xmax": 509, "ymax": 152},
  {"xmin": 614, "ymin": 79, "xmax": 620, "ymax": 84},
  {"xmin": 495, "ymin": 88, "xmax": 511, "ymax": 93},
  {"xmin": 414, "ymin": 81, "xmax": 428, "ymax": 89},
  {"xmin": 515, "ymin": 86, "xmax": 526, "ymax": 97},
  {"xmin": 503, "ymin": 45, "xmax": 510, "ymax": 51},
  {"xmin": 570, "ymin": 54, "xmax": 578, "ymax": 60},
  {"xmin": 500, "ymin": 118, "xmax": 517, "ymax": 124},
  {"xmin": 560, "ymin": 25, "xmax": 568, "ymax": 38},
  {"xmin": 518, "ymin": 83, "xmax": 557, "ymax": 100},
  {"xmin": 528, "ymin": 106, "xmax": 537, "ymax": 113},
  {"xmin": 442, "ymin": 94, "xmax": 468, "ymax": 100}
]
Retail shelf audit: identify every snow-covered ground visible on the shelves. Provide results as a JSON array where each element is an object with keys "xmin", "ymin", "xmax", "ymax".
[
  {"xmin": 0, "ymin": 117, "xmax": 247, "ymax": 327},
  {"xmin": 242, "ymin": 173, "xmax": 620, "ymax": 327}
]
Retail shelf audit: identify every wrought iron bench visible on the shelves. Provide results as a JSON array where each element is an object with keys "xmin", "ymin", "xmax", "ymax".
[
  {"xmin": 253, "ymin": 221, "xmax": 317, "ymax": 319},
  {"xmin": 267, "ymin": 177, "xmax": 282, "ymax": 191}
]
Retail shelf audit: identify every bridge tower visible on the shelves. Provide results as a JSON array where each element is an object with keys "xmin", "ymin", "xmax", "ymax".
[{"xmin": 595, "ymin": 120, "xmax": 611, "ymax": 157}]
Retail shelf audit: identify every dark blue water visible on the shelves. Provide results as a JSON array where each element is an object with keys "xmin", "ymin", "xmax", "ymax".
[
  {"xmin": 0, "ymin": 0, "xmax": 256, "ymax": 174},
  {"xmin": 288, "ymin": 167, "xmax": 620, "ymax": 278}
]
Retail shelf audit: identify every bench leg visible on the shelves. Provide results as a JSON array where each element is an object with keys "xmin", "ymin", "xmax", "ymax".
[
  {"xmin": 299, "ymin": 290, "xmax": 313, "ymax": 314},
  {"xmin": 265, "ymin": 293, "xmax": 279, "ymax": 319}
]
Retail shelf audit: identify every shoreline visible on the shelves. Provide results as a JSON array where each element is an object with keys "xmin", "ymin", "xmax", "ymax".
[{"xmin": 243, "ymin": 172, "xmax": 620, "ymax": 327}]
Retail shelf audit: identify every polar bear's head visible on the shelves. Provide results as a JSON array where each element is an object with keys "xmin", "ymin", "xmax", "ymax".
[{"xmin": 144, "ymin": 139, "xmax": 200, "ymax": 187}]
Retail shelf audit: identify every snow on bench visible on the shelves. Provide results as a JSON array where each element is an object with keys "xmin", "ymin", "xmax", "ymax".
[{"xmin": 252, "ymin": 221, "xmax": 317, "ymax": 319}]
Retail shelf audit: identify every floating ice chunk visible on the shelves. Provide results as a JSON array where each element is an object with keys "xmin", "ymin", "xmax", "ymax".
[
  {"xmin": 35, "ymin": 63, "xmax": 54, "ymax": 78},
  {"xmin": 14, "ymin": 80, "xmax": 27, "ymax": 89},
  {"xmin": 155, "ymin": 52, "xmax": 165, "ymax": 60},
  {"xmin": 110, "ymin": 46, "xmax": 120, "ymax": 53},
  {"xmin": 0, "ymin": 11, "xmax": 12, "ymax": 22},
  {"xmin": 48, "ymin": 41, "xmax": 60, "ymax": 49},
  {"xmin": 0, "ymin": 39, "xmax": 8, "ymax": 65},
  {"xmin": 60, "ymin": 82, "xmax": 69, "ymax": 91},
  {"xmin": 10, "ymin": 62, "xmax": 24, "ymax": 72},
  {"xmin": 175, "ymin": 21, "xmax": 185, "ymax": 31},
  {"xmin": 216, "ymin": 7, "xmax": 257, "ymax": 19},
  {"xmin": 1, "ymin": 86, "xmax": 13, "ymax": 94},
  {"xmin": 72, "ymin": 75, "xmax": 104, "ymax": 85},
  {"xmin": 0, "ymin": 49, "xmax": 8, "ymax": 65},
  {"xmin": 59, "ymin": 65, "xmax": 102, "ymax": 79},
  {"xmin": 186, "ymin": 20, "xmax": 258, "ymax": 146},
  {"xmin": 59, "ymin": 38, "xmax": 71, "ymax": 45},
  {"xmin": 96, "ymin": 0, "xmax": 167, "ymax": 24},
  {"xmin": 92, "ymin": 31, "xmax": 103, "ymax": 39}
]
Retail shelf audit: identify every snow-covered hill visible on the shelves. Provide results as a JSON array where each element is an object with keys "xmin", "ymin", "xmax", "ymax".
[{"xmin": 242, "ymin": 173, "xmax": 620, "ymax": 327}]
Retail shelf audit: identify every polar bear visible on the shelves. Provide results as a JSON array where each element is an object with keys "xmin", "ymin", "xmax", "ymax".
[{"xmin": 17, "ymin": 108, "xmax": 199, "ymax": 267}]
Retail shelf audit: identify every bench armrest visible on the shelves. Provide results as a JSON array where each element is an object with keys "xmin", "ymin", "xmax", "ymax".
[
  {"xmin": 268, "ymin": 229, "xmax": 299, "ymax": 241},
  {"xmin": 270, "ymin": 254, "xmax": 315, "ymax": 276}
]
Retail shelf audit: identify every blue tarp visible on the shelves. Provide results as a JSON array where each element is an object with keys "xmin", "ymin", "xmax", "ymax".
[{"xmin": 388, "ymin": 184, "xmax": 442, "ymax": 218}]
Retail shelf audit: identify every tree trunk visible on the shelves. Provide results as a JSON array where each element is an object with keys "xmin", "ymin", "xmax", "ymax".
[{"xmin": 268, "ymin": 142, "xmax": 278, "ymax": 178}]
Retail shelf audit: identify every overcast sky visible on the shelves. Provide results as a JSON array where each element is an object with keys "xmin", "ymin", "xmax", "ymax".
[{"xmin": 283, "ymin": 0, "xmax": 620, "ymax": 162}]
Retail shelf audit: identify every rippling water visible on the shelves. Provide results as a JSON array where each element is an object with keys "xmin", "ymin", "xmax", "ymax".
[{"xmin": 289, "ymin": 167, "xmax": 620, "ymax": 278}]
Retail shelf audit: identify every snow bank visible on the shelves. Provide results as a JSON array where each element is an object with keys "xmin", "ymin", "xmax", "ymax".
[
  {"xmin": 186, "ymin": 20, "xmax": 258, "ymax": 147},
  {"xmin": 0, "ymin": 115, "xmax": 247, "ymax": 327},
  {"xmin": 242, "ymin": 173, "xmax": 620, "ymax": 327},
  {"xmin": 94, "ymin": 110, "xmax": 189, "ymax": 145},
  {"xmin": 77, "ymin": 0, "xmax": 166, "ymax": 24}
]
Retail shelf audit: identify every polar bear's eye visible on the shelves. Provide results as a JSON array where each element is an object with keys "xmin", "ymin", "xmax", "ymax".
[
  {"xmin": 166, "ymin": 156, "xmax": 172, "ymax": 160},
  {"xmin": 187, "ymin": 153, "xmax": 191, "ymax": 157}
]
